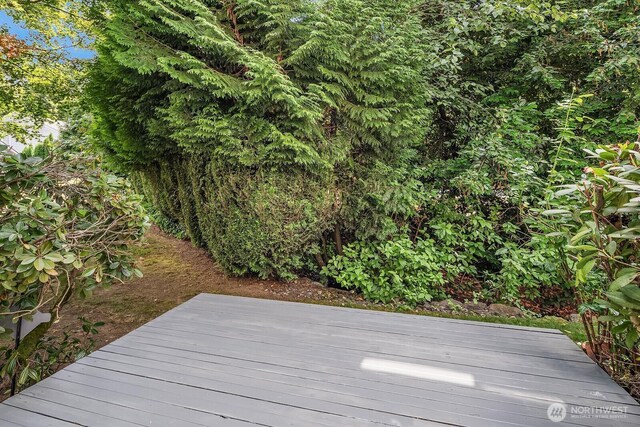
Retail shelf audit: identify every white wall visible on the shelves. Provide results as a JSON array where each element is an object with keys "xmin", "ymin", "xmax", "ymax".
[{"xmin": 1, "ymin": 121, "xmax": 64, "ymax": 153}]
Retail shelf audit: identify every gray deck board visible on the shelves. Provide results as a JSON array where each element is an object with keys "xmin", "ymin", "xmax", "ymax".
[
  {"xmin": 155, "ymin": 309, "xmax": 586, "ymax": 359},
  {"xmin": 2, "ymin": 294, "xmax": 639, "ymax": 426},
  {"xmin": 107, "ymin": 327, "xmax": 638, "ymax": 416},
  {"xmin": 0, "ymin": 404, "xmax": 78, "ymax": 427},
  {"xmin": 142, "ymin": 316, "xmax": 605, "ymax": 377},
  {"xmin": 99, "ymin": 340, "xmax": 635, "ymax": 416}
]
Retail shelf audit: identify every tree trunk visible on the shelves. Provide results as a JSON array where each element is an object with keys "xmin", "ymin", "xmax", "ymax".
[
  {"xmin": 314, "ymin": 253, "xmax": 326, "ymax": 268},
  {"xmin": 333, "ymin": 224, "xmax": 343, "ymax": 256}
]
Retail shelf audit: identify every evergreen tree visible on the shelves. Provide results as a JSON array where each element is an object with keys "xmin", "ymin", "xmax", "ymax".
[{"xmin": 89, "ymin": 0, "xmax": 429, "ymax": 278}]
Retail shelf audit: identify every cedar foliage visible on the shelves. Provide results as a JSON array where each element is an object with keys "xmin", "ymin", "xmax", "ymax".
[
  {"xmin": 90, "ymin": 0, "xmax": 639, "ymax": 295},
  {"xmin": 89, "ymin": 0, "xmax": 428, "ymax": 278}
]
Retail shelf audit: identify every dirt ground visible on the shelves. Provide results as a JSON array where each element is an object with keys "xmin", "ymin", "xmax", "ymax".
[{"xmin": 49, "ymin": 226, "xmax": 374, "ymax": 348}]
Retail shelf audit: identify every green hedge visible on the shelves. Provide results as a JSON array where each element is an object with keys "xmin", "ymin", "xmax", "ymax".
[{"xmin": 138, "ymin": 155, "xmax": 335, "ymax": 279}]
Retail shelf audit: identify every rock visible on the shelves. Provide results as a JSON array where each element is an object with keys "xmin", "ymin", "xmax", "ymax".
[
  {"xmin": 463, "ymin": 302, "xmax": 488, "ymax": 314},
  {"xmin": 488, "ymin": 303, "xmax": 524, "ymax": 318},
  {"xmin": 422, "ymin": 302, "xmax": 432, "ymax": 310},
  {"xmin": 569, "ymin": 313, "xmax": 581, "ymax": 323},
  {"xmin": 433, "ymin": 299, "xmax": 463, "ymax": 312},
  {"xmin": 298, "ymin": 277, "xmax": 326, "ymax": 288},
  {"xmin": 432, "ymin": 300, "xmax": 448, "ymax": 311}
]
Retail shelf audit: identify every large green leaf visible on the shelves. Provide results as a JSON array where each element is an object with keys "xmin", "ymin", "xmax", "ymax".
[
  {"xmin": 609, "ymin": 272, "xmax": 639, "ymax": 292},
  {"xmin": 606, "ymin": 292, "xmax": 640, "ymax": 310},
  {"xmin": 620, "ymin": 285, "xmax": 640, "ymax": 304}
]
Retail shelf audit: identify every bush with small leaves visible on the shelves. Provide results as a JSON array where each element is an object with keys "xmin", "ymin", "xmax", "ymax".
[{"xmin": 323, "ymin": 236, "xmax": 447, "ymax": 305}]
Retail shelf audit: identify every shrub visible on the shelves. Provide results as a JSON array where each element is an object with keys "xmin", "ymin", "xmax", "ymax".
[
  {"xmin": 0, "ymin": 143, "xmax": 149, "ymax": 391},
  {"xmin": 11, "ymin": 318, "xmax": 103, "ymax": 389},
  {"xmin": 194, "ymin": 164, "xmax": 335, "ymax": 279},
  {"xmin": 20, "ymin": 136, "xmax": 54, "ymax": 159},
  {"xmin": 85, "ymin": 0, "xmax": 640, "ymax": 309},
  {"xmin": 542, "ymin": 139, "xmax": 640, "ymax": 395},
  {"xmin": 323, "ymin": 236, "xmax": 447, "ymax": 305},
  {"xmin": 143, "ymin": 203, "xmax": 186, "ymax": 240},
  {"xmin": 548, "ymin": 141, "xmax": 640, "ymax": 348}
]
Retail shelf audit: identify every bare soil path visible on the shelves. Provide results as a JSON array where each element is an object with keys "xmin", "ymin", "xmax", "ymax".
[{"xmin": 50, "ymin": 226, "xmax": 370, "ymax": 348}]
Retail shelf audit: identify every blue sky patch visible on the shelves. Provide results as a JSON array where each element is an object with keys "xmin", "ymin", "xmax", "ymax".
[{"xmin": 0, "ymin": 10, "xmax": 95, "ymax": 59}]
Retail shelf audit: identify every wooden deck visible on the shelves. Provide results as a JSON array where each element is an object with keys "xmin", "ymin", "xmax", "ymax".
[{"xmin": 1, "ymin": 294, "xmax": 639, "ymax": 426}]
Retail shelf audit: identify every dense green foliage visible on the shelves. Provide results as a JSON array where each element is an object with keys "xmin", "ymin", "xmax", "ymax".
[
  {"xmin": 90, "ymin": 0, "xmax": 428, "ymax": 278},
  {"xmin": 0, "ymin": 143, "xmax": 148, "ymax": 389},
  {"xmin": 0, "ymin": 0, "xmax": 637, "ymax": 398},
  {"xmin": 20, "ymin": 136, "xmax": 54, "ymax": 159},
  {"xmin": 324, "ymin": 237, "xmax": 447, "ymax": 304},
  {"xmin": 89, "ymin": 0, "xmax": 639, "ymax": 312},
  {"xmin": 325, "ymin": 0, "xmax": 640, "ymax": 308}
]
